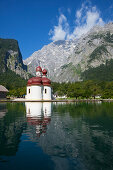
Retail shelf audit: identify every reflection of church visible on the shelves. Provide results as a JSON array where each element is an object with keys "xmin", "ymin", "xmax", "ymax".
[
  {"xmin": 25, "ymin": 102, "xmax": 51, "ymax": 137},
  {"xmin": 26, "ymin": 66, "xmax": 52, "ymax": 100}
]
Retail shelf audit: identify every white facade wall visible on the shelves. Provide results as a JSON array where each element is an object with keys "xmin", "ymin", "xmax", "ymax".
[
  {"xmin": 26, "ymin": 86, "xmax": 31, "ymax": 100},
  {"xmin": 26, "ymin": 85, "xmax": 42, "ymax": 100},
  {"xmin": 43, "ymin": 86, "xmax": 51, "ymax": 100},
  {"xmin": 31, "ymin": 85, "xmax": 42, "ymax": 100}
]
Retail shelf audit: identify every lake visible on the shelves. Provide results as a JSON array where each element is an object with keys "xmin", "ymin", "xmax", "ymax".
[{"xmin": 0, "ymin": 102, "xmax": 113, "ymax": 170}]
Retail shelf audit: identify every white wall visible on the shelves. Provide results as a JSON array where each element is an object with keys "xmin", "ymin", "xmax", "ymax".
[
  {"xmin": 26, "ymin": 86, "xmax": 31, "ymax": 99},
  {"xmin": 26, "ymin": 85, "xmax": 42, "ymax": 100},
  {"xmin": 26, "ymin": 85, "xmax": 52, "ymax": 100},
  {"xmin": 43, "ymin": 86, "xmax": 51, "ymax": 100}
]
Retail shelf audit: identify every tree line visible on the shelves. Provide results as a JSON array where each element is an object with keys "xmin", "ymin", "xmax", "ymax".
[
  {"xmin": 3, "ymin": 79, "xmax": 113, "ymax": 99},
  {"xmin": 51, "ymin": 80, "xmax": 113, "ymax": 99}
]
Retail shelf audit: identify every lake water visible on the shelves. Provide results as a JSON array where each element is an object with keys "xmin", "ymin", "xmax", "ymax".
[{"xmin": 0, "ymin": 102, "xmax": 113, "ymax": 170}]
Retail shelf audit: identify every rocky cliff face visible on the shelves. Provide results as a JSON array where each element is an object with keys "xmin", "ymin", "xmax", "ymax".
[
  {"xmin": 24, "ymin": 40, "xmax": 76, "ymax": 79},
  {"xmin": 0, "ymin": 38, "xmax": 29, "ymax": 79},
  {"xmin": 24, "ymin": 22, "xmax": 113, "ymax": 82}
]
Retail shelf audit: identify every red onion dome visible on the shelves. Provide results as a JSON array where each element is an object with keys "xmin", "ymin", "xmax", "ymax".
[
  {"xmin": 36, "ymin": 66, "xmax": 42, "ymax": 72},
  {"xmin": 27, "ymin": 78, "xmax": 33, "ymax": 86},
  {"xmin": 31, "ymin": 77, "xmax": 42, "ymax": 85},
  {"xmin": 42, "ymin": 69, "xmax": 47, "ymax": 76},
  {"xmin": 42, "ymin": 77, "xmax": 51, "ymax": 86}
]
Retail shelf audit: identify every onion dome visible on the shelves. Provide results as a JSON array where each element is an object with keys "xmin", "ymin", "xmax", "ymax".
[
  {"xmin": 27, "ymin": 78, "xmax": 33, "ymax": 86},
  {"xmin": 32, "ymin": 77, "xmax": 42, "ymax": 85},
  {"xmin": 42, "ymin": 77, "xmax": 51, "ymax": 86},
  {"xmin": 36, "ymin": 66, "xmax": 42, "ymax": 72},
  {"xmin": 42, "ymin": 69, "xmax": 47, "ymax": 76}
]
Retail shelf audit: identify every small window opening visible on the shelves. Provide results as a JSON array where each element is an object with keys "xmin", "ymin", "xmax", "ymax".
[
  {"xmin": 45, "ymin": 89, "xmax": 47, "ymax": 94},
  {"xmin": 45, "ymin": 108, "xmax": 47, "ymax": 114},
  {"xmin": 28, "ymin": 108, "xmax": 30, "ymax": 114},
  {"xmin": 29, "ymin": 89, "xmax": 30, "ymax": 94}
]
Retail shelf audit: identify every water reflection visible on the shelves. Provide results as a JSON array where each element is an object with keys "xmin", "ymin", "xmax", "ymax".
[
  {"xmin": 0, "ymin": 103, "xmax": 7, "ymax": 119},
  {"xmin": 25, "ymin": 102, "xmax": 51, "ymax": 137},
  {"xmin": 37, "ymin": 102, "xmax": 113, "ymax": 170},
  {"xmin": 0, "ymin": 102, "xmax": 113, "ymax": 170},
  {"xmin": 0, "ymin": 103, "xmax": 26, "ymax": 156}
]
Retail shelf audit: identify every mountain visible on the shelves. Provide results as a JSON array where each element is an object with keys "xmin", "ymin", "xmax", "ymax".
[
  {"xmin": 0, "ymin": 38, "xmax": 30, "ymax": 89},
  {"xmin": 24, "ymin": 40, "xmax": 77, "ymax": 80},
  {"xmin": 0, "ymin": 38, "xmax": 29, "ymax": 79},
  {"xmin": 24, "ymin": 22, "xmax": 113, "ymax": 82}
]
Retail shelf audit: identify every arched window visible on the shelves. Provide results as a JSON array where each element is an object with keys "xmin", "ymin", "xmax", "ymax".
[
  {"xmin": 29, "ymin": 89, "xmax": 30, "ymax": 94},
  {"xmin": 45, "ymin": 89, "xmax": 47, "ymax": 94}
]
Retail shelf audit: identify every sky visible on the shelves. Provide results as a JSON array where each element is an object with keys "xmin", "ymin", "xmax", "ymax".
[{"xmin": 0, "ymin": 0, "xmax": 113, "ymax": 59}]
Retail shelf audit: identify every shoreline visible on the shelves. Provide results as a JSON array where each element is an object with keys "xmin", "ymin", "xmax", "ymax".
[{"xmin": 1, "ymin": 99, "xmax": 113, "ymax": 103}]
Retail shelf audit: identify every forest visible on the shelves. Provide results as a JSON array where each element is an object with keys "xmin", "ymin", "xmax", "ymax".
[
  {"xmin": 51, "ymin": 80, "xmax": 113, "ymax": 99},
  {"xmin": 1, "ymin": 65, "xmax": 113, "ymax": 99},
  {"xmin": 5, "ymin": 80, "xmax": 113, "ymax": 99}
]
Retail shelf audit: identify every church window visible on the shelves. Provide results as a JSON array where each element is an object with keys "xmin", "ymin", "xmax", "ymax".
[
  {"xmin": 45, "ymin": 89, "xmax": 47, "ymax": 93},
  {"xmin": 29, "ymin": 89, "xmax": 30, "ymax": 94}
]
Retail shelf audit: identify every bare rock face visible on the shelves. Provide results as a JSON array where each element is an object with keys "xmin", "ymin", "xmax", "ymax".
[
  {"xmin": 6, "ymin": 49, "xmax": 29, "ymax": 79},
  {"xmin": 24, "ymin": 22, "xmax": 113, "ymax": 82},
  {"xmin": 0, "ymin": 38, "xmax": 29, "ymax": 79},
  {"xmin": 24, "ymin": 40, "xmax": 77, "ymax": 81}
]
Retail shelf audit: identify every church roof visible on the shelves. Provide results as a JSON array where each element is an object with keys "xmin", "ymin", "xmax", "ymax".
[
  {"xmin": 42, "ymin": 77, "xmax": 51, "ymax": 86},
  {"xmin": 27, "ymin": 66, "xmax": 51, "ymax": 86},
  {"xmin": 0, "ymin": 85, "xmax": 9, "ymax": 92}
]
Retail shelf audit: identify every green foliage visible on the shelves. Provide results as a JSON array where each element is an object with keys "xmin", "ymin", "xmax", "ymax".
[
  {"xmin": 8, "ymin": 87, "xmax": 26, "ymax": 98},
  {"xmin": 89, "ymin": 45, "xmax": 108, "ymax": 62},
  {"xmin": 90, "ymin": 32, "xmax": 113, "ymax": 43},
  {"xmin": 61, "ymin": 62, "xmax": 82, "ymax": 76},
  {"xmin": 0, "ymin": 69, "xmax": 27, "ymax": 97},
  {"xmin": 0, "ymin": 38, "xmax": 18, "ymax": 51},
  {"xmin": 0, "ymin": 69, "xmax": 27, "ymax": 90},
  {"xmin": 90, "ymin": 33, "xmax": 104, "ymax": 40},
  {"xmin": 61, "ymin": 63, "xmax": 72, "ymax": 69},
  {"xmin": 101, "ymin": 82, "xmax": 113, "ymax": 99},
  {"xmin": 0, "ymin": 38, "xmax": 19, "ymax": 72},
  {"xmin": 0, "ymin": 38, "xmax": 29, "ymax": 97},
  {"xmin": 81, "ymin": 59, "xmax": 113, "ymax": 81},
  {"xmin": 104, "ymin": 32, "xmax": 113, "ymax": 43},
  {"xmin": 52, "ymin": 80, "xmax": 113, "ymax": 99}
]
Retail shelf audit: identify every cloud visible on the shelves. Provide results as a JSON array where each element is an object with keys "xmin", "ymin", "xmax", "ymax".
[
  {"xmin": 49, "ymin": 14, "xmax": 69, "ymax": 41},
  {"xmin": 49, "ymin": 2, "xmax": 105, "ymax": 41}
]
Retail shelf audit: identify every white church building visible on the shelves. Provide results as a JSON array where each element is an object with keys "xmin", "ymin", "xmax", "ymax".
[{"xmin": 26, "ymin": 66, "xmax": 52, "ymax": 100}]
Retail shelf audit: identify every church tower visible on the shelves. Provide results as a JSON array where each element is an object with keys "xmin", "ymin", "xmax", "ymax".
[
  {"xmin": 42, "ymin": 69, "xmax": 52, "ymax": 100},
  {"xmin": 26, "ymin": 66, "xmax": 52, "ymax": 100},
  {"xmin": 26, "ymin": 66, "xmax": 42, "ymax": 100}
]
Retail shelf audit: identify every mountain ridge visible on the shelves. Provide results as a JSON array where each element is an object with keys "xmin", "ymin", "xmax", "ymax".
[
  {"xmin": 24, "ymin": 22, "xmax": 113, "ymax": 82},
  {"xmin": 0, "ymin": 38, "xmax": 29, "ymax": 79}
]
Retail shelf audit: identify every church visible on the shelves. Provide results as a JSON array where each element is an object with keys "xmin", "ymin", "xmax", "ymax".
[{"xmin": 26, "ymin": 66, "xmax": 52, "ymax": 100}]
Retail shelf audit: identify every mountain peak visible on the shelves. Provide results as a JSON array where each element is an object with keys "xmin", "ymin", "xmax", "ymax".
[{"xmin": 24, "ymin": 22, "xmax": 113, "ymax": 82}]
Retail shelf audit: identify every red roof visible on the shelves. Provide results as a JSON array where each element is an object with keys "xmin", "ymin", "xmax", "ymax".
[
  {"xmin": 42, "ymin": 77, "xmax": 51, "ymax": 86},
  {"xmin": 27, "ymin": 77, "xmax": 42, "ymax": 86},
  {"xmin": 27, "ymin": 66, "xmax": 51, "ymax": 86},
  {"xmin": 31, "ymin": 77, "xmax": 42, "ymax": 85},
  {"xmin": 27, "ymin": 78, "xmax": 33, "ymax": 86}
]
